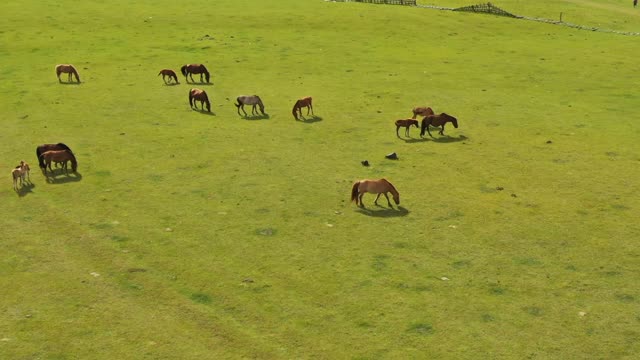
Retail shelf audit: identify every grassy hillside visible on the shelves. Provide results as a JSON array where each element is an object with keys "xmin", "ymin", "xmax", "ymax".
[{"xmin": 1, "ymin": 0, "xmax": 639, "ymax": 358}]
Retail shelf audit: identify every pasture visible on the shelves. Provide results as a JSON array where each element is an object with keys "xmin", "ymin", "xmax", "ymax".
[{"xmin": 1, "ymin": 0, "xmax": 639, "ymax": 358}]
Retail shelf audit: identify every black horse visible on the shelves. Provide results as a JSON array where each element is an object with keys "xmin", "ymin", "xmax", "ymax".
[
  {"xmin": 36, "ymin": 143, "xmax": 73, "ymax": 169},
  {"xmin": 420, "ymin": 113, "xmax": 458, "ymax": 138}
]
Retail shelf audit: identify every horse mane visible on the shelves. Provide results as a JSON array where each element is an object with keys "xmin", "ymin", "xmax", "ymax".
[{"xmin": 382, "ymin": 178, "xmax": 398, "ymax": 193}]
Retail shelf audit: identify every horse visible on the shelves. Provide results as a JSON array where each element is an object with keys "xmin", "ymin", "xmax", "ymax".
[
  {"xmin": 40, "ymin": 150, "xmax": 77, "ymax": 175},
  {"xmin": 189, "ymin": 88, "xmax": 211, "ymax": 112},
  {"xmin": 180, "ymin": 64, "xmax": 210, "ymax": 83},
  {"xmin": 55, "ymin": 64, "xmax": 81, "ymax": 83},
  {"xmin": 158, "ymin": 69, "xmax": 179, "ymax": 84},
  {"xmin": 351, "ymin": 178, "xmax": 400, "ymax": 208},
  {"xmin": 36, "ymin": 143, "xmax": 73, "ymax": 170},
  {"xmin": 235, "ymin": 95, "xmax": 265, "ymax": 116},
  {"xmin": 412, "ymin": 106, "xmax": 434, "ymax": 119},
  {"xmin": 12, "ymin": 161, "xmax": 30, "ymax": 190},
  {"xmin": 292, "ymin": 96, "xmax": 313, "ymax": 120},
  {"xmin": 420, "ymin": 113, "xmax": 458, "ymax": 138},
  {"xmin": 394, "ymin": 119, "xmax": 419, "ymax": 137}
]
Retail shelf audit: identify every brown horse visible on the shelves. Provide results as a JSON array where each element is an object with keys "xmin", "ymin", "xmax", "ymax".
[
  {"xmin": 412, "ymin": 106, "xmax": 434, "ymax": 119},
  {"xmin": 420, "ymin": 113, "xmax": 458, "ymax": 138},
  {"xmin": 395, "ymin": 119, "xmax": 419, "ymax": 137},
  {"xmin": 36, "ymin": 143, "xmax": 73, "ymax": 170},
  {"xmin": 351, "ymin": 178, "xmax": 400, "ymax": 208},
  {"xmin": 292, "ymin": 96, "xmax": 313, "ymax": 120},
  {"xmin": 158, "ymin": 69, "xmax": 179, "ymax": 84},
  {"xmin": 181, "ymin": 64, "xmax": 210, "ymax": 83},
  {"xmin": 189, "ymin": 88, "xmax": 211, "ymax": 112},
  {"xmin": 40, "ymin": 150, "xmax": 77, "ymax": 175},
  {"xmin": 235, "ymin": 95, "xmax": 265, "ymax": 116},
  {"xmin": 55, "ymin": 64, "xmax": 81, "ymax": 83},
  {"xmin": 12, "ymin": 161, "xmax": 30, "ymax": 190}
]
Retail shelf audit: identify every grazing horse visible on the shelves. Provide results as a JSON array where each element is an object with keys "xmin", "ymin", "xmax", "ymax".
[
  {"xmin": 55, "ymin": 64, "xmax": 81, "ymax": 83},
  {"xmin": 394, "ymin": 119, "xmax": 419, "ymax": 137},
  {"xmin": 158, "ymin": 69, "xmax": 179, "ymax": 84},
  {"xmin": 40, "ymin": 150, "xmax": 77, "ymax": 175},
  {"xmin": 292, "ymin": 96, "xmax": 313, "ymax": 120},
  {"xmin": 420, "ymin": 113, "xmax": 459, "ymax": 138},
  {"xmin": 36, "ymin": 143, "xmax": 73, "ymax": 170},
  {"xmin": 180, "ymin": 64, "xmax": 210, "ymax": 83},
  {"xmin": 12, "ymin": 161, "xmax": 30, "ymax": 190},
  {"xmin": 412, "ymin": 106, "xmax": 434, "ymax": 119},
  {"xmin": 235, "ymin": 95, "xmax": 265, "ymax": 116},
  {"xmin": 189, "ymin": 88, "xmax": 211, "ymax": 112},
  {"xmin": 351, "ymin": 178, "xmax": 400, "ymax": 208}
]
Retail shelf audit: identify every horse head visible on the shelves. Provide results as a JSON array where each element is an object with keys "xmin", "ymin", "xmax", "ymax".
[{"xmin": 445, "ymin": 113, "xmax": 459, "ymax": 128}]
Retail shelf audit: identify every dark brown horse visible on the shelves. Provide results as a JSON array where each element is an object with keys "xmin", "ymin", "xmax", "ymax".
[
  {"xmin": 40, "ymin": 150, "xmax": 77, "ymax": 175},
  {"xmin": 189, "ymin": 88, "xmax": 211, "ymax": 112},
  {"xmin": 412, "ymin": 106, "xmax": 434, "ymax": 119},
  {"xmin": 181, "ymin": 64, "xmax": 210, "ymax": 83},
  {"xmin": 292, "ymin": 96, "xmax": 313, "ymax": 120},
  {"xmin": 420, "ymin": 113, "xmax": 458, "ymax": 138},
  {"xmin": 158, "ymin": 69, "xmax": 179, "ymax": 84},
  {"xmin": 36, "ymin": 143, "xmax": 73, "ymax": 170},
  {"xmin": 351, "ymin": 178, "xmax": 400, "ymax": 208},
  {"xmin": 394, "ymin": 119, "xmax": 419, "ymax": 137},
  {"xmin": 55, "ymin": 64, "xmax": 81, "ymax": 83}
]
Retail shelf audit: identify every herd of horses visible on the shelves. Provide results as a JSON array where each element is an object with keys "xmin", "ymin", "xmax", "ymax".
[{"xmin": 11, "ymin": 64, "xmax": 461, "ymax": 208}]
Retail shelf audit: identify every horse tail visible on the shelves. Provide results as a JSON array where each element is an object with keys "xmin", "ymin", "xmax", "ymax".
[
  {"xmin": 180, "ymin": 65, "xmax": 187, "ymax": 77},
  {"xmin": 36, "ymin": 147, "xmax": 45, "ymax": 169},
  {"xmin": 188, "ymin": 90, "xmax": 194, "ymax": 107},
  {"xmin": 234, "ymin": 97, "xmax": 241, "ymax": 108},
  {"xmin": 351, "ymin": 181, "xmax": 360, "ymax": 203}
]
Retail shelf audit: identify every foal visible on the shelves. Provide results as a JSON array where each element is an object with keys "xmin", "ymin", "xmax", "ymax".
[
  {"xmin": 394, "ymin": 119, "xmax": 419, "ymax": 137},
  {"xmin": 12, "ymin": 161, "xmax": 30, "ymax": 190},
  {"xmin": 158, "ymin": 69, "xmax": 179, "ymax": 84}
]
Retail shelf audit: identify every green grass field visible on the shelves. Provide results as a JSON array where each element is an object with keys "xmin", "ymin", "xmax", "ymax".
[{"xmin": 2, "ymin": 0, "xmax": 639, "ymax": 358}]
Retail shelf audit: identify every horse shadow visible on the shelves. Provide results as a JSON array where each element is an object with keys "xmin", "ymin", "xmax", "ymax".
[
  {"xmin": 242, "ymin": 113, "xmax": 270, "ymax": 120},
  {"xmin": 162, "ymin": 82, "xmax": 180, "ymax": 87},
  {"xmin": 398, "ymin": 136, "xmax": 428, "ymax": 143},
  {"xmin": 297, "ymin": 115, "xmax": 323, "ymax": 123},
  {"xmin": 193, "ymin": 109, "xmax": 216, "ymax": 116},
  {"xmin": 58, "ymin": 82, "xmax": 81, "ymax": 86},
  {"xmin": 15, "ymin": 182, "xmax": 35, "ymax": 197},
  {"xmin": 44, "ymin": 171, "xmax": 83, "ymax": 184},
  {"xmin": 430, "ymin": 134, "xmax": 468, "ymax": 143},
  {"xmin": 356, "ymin": 205, "xmax": 410, "ymax": 217},
  {"xmin": 186, "ymin": 81, "xmax": 214, "ymax": 86}
]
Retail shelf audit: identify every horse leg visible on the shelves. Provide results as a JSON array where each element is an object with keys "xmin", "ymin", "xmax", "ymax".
[
  {"xmin": 396, "ymin": 125, "xmax": 400, "ymax": 138},
  {"xmin": 358, "ymin": 193, "xmax": 365, "ymax": 207},
  {"xmin": 439, "ymin": 125, "xmax": 445, "ymax": 136},
  {"xmin": 251, "ymin": 104, "xmax": 258, "ymax": 115},
  {"xmin": 383, "ymin": 193, "xmax": 392, "ymax": 207},
  {"xmin": 374, "ymin": 193, "xmax": 381, "ymax": 205},
  {"xmin": 427, "ymin": 126, "xmax": 433, "ymax": 138},
  {"xmin": 405, "ymin": 127, "xmax": 410, "ymax": 137}
]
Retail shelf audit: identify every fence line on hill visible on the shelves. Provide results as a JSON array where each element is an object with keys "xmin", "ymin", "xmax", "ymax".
[{"xmin": 326, "ymin": 1, "xmax": 640, "ymax": 36}]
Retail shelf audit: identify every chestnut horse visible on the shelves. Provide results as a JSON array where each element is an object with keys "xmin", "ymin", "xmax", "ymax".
[
  {"xmin": 189, "ymin": 88, "xmax": 211, "ymax": 112},
  {"xmin": 36, "ymin": 143, "xmax": 73, "ymax": 170},
  {"xmin": 12, "ymin": 161, "xmax": 31, "ymax": 190},
  {"xmin": 412, "ymin": 106, "xmax": 434, "ymax": 119},
  {"xmin": 55, "ymin": 64, "xmax": 81, "ymax": 83},
  {"xmin": 158, "ymin": 69, "xmax": 179, "ymax": 84},
  {"xmin": 40, "ymin": 150, "xmax": 77, "ymax": 175},
  {"xmin": 420, "ymin": 113, "xmax": 458, "ymax": 138},
  {"xmin": 235, "ymin": 95, "xmax": 265, "ymax": 116},
  {"xmin": 395, "ymin": 119, "xmax": 419, "ymax": 137},
  {"xmin": 180, "ymin": 64, "xmax": 210, "ymax": 83},
  {"xmin": 292, "ymin": 96, "xmax": 313, "ymax": 120},
  {"xmin": 351, "ymin": 178, "xmax": 400, "ymax": 208}
]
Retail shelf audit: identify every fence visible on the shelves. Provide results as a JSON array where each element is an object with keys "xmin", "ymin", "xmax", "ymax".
[{"xmin": 453, "ymin": 3, "xmax": 519, "ymax": 18}]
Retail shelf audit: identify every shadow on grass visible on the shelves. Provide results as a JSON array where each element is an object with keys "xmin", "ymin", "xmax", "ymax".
[
  {"xmin": 15, "ymin": 182, "xmax": 36, "ymax": 197},
  {"xmin": 44, "ymin": 171, "xmax": 83, "ymax": 184},
  {"xmin": 431, "ymin": 134, "xmax": 468, "ymax": 143},
  {"xmin": 241, "ymin": 113, "xmax": 270, "ymax": 120},
  {"xmin": 58, "ymin": 82, "xmax": 81, "ymax": 86},
  {"xmin": 297, "ymin": 115, "xmax": 323, "ymax": 123},
  {"xmin": 162, "ymin": 82, "xmax": 180, "ymax": 86},
  {"xmin": 356, "ymin": 205, "xmax": 409, "ymax": 217},
  {"xmin": 186, "ymin": 81, "xmax": 214, "ymax": 86},
  {"xmin": 192, "ymin": 109, "xmax": 216, "ymax": 116},
  {"xmin": 398, "ymin": 136, "xmax": 428, "ymax": 143}
]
